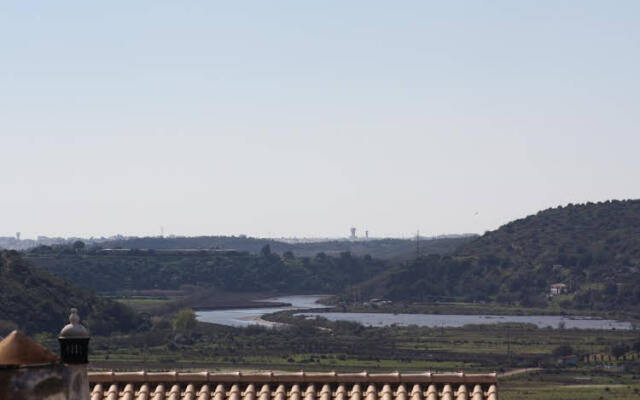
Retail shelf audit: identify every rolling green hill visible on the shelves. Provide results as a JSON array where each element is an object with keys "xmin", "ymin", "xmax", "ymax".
[
  {"xmin": 458, "ymin": 199, "xmax": 640, "ymax": 268},
  {"xmin": 0, "ymin": 251, "xmax": 141, "ymax": 335},
  {"xmin": 26, "ymin": 247, "xmax": 390, "ymax": 294},
  {"xmin": 348, "ymin": 200, "xmax": 640, "ymax": 311}
]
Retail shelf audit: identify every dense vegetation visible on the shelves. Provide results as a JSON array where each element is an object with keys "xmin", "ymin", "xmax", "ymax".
[
  {"xmin": 98, "ymin": 235, "xmax": 474, "ymax": 260},
  {"xmin": 27, "ymin": 246, "xmax": 389, "ymax": 293},
  {"xmin": 458, "ymin": 200, "xmax": 640, "ymax": 268},
  {"xmin": 350, "ymin": 200, "xmax": 640, "ymax": 311},
  {"xmin": 0, "ymin": 251, "xmax": 141, "ymax": 335}
]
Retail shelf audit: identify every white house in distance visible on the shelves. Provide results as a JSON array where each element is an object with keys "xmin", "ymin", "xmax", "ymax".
[{"xmin": 550, "ymin": 283, "xmax": 568, "ymax": 296}]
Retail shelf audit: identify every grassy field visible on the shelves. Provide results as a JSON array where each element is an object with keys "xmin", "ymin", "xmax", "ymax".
[
  {"xmin": 501, "ymin": 370, "xmax": 640, "ymax": 400},
  {"xmin": 503, "ymin": 383, "xmax": 640, "ymax": 400},
  {"xmin": 68, "ymin": 318, "xmax": 639, "ymax": 374},
  {"xmin": 114, "ymin": 297, "xmax": 174, "ymax": 312},
  {"xmin": 109, "ymin": 290, "xmax": 293, "ymax": 314}
]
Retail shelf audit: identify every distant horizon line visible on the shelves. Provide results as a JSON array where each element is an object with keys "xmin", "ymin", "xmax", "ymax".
[{"xmin": 0, "ymin": 232, "xmax": 479, "ymax": 242}]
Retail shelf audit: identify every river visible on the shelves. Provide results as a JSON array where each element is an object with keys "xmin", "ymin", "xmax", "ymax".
[
  {"xmin": 195, "ymin": 295, "xmax": 328, "ymax": 327},
  {"xmin": 195, "ymin": 295, "xmax": 633, "ymax": 330}
]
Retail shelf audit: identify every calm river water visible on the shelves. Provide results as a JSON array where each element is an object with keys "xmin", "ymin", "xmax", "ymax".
[
  {"xmin": 195, "ymin": 295, "xmax": 328, "ymax": 327},
  {"xmin": 196, "ymin": 295, "xmax": 633, "ymax": 330}
]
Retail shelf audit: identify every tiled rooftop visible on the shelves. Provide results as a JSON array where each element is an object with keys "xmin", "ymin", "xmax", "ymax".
[
  {"xmin": 0, "ymin": 330, "xmax": 59, "ymax": 366},
  {"xmin": 89, "ymin": 371, "xmax": 498, "ymax": 400}
]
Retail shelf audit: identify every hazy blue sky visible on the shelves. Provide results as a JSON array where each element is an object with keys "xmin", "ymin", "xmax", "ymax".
[{"xmin": 1, "ymin": 1, "xmax": 639, "ymax": 239}]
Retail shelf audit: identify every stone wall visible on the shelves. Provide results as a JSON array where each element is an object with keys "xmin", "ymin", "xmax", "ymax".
[{"xmin": 0, "ymin": 363, "xmax": 88, "ymax": 400}]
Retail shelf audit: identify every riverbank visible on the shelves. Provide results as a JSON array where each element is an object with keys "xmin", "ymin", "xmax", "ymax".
[
  {"xmin": 332, "ymin": 301, "xmax": 640, "ymax": 321},
  {"xmin": 195, "ymin": 295, "xmax": 634, "ymax": 330},
  {"xmin": 239, "ymin": 315, "xmax": 287, "ymax": 327},
  {"xmin": 196, "ymin": 295, "xmax": 330, "ymax": 327},
  {"xmin": 115, "ymin": 289, "xmax": 330, "ymax": 315},
  {"xmin": 295, "ymin": 311, "xmax": 632, "ymax": 329}
]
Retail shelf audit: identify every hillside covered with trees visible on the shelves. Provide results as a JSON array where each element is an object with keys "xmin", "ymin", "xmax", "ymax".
[
  {"xmin": 458, "ymin": 200, "xmax": 640, "ymax": 269},
  {"xmin": 0, "ymin": 251, "xmax": 141, "ymax": 335},
  {"xmin": 349, "ymin": 200, "xmax": 640, "ymax": 312},
  {"xmin": 26, "ymin": 246, "xmax": 390, "ymax": 294}
]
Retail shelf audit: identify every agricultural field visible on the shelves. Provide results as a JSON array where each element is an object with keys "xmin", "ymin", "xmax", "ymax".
[
  {"xmin": 32, "ymin": 311, "xmax": 640, "ymax": 373},
  {"xmin": 501, "ymin": 370, "xmax": 640, "ymax": 400}
]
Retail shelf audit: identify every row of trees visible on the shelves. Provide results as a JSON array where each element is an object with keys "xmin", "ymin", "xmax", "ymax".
[
  {"xmin": 27, "ymin": 247, "xmax": 390, "ymax": 294},
  {"xmin": 352, "ymin": 251, "xmax": 640, "ymax": 311}
]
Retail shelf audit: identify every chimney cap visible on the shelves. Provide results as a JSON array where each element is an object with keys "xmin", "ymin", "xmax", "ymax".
[{"xmin": 59, "ymin": 308, "xmax": 89, "ymax": 339}]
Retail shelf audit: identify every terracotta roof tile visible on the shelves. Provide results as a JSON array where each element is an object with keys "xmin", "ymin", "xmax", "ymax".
[
  {"xmin": 88, "ymin": 371, "xmax": 497, "ymax": 400},
  {"xmin": 0, "ymin": 330, "xmax": 59, "ymax": 365}
]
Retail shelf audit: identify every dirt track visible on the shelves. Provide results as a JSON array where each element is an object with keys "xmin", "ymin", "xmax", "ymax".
[{"xmin": 498, "ymin": 367, "xmax": 542, "ymax": 378}]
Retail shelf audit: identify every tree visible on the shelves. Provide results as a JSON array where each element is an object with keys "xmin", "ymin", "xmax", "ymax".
[
  {"xmin": 173, "ymin": 309, "xmax": 197, "ymax": 337},
  {"xmin": 73, "ymin": 241, "xmax": 85, "ymax": 252},
  {"xmin": 552, "ymin": 344, "xmax": 574, "ymax": 357},
  {"xmin": 604, "ymin": 283, "xmax": 618, "ymax": 296},
  {"xmin": 261, "ymin": 244, "xmax": 271, "ymax": 257},
  {"xmin": 611, "ymin": 343, "xmax": 629, "ymax": 360},
  {"xmin": 632, "ymin": 339, "xmax": 640, "ymax": 353}
]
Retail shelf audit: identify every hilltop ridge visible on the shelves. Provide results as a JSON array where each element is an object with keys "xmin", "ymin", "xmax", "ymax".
[
  {"xmin": 458, "ymin": 199, "xmax": 640, "ymax": 268},
  {"xmin": 347, "ymin": 200, "xmax": 640, "ymax": 312},
  {"xmin": 97, "ymin": 235, "xmax": 474, "ymax": 260}
]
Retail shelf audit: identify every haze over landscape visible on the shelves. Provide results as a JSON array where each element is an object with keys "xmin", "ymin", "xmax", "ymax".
[{"xmin": 2, "ymin": 1, "xmax": 640, "ymax": 239}]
